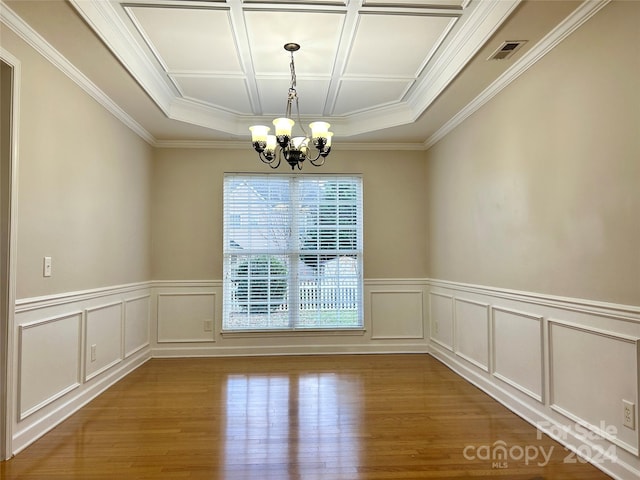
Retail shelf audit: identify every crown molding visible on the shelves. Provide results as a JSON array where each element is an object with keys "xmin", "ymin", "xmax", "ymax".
[
  {"xmin": 68, "ymin": 0, "xmax": 176, "ymax": 115},
  {"xmin": 407, "ymin": 0, "xmax": 521, "ymax": 120},
  {"xmin": 154, "ymin": 139, "xmax": 428, "ymax": 151},
  {"xmin": 424, "ymin": 0, "xmax": 612, "ymax": 150},
  {"xmin": 0, "ymin": 1, "xmax": 156, "ymax": 145}
]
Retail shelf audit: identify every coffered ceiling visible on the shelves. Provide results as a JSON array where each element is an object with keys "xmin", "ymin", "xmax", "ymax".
[{"xmin": 2, "ymin": 0, "xmax": 585, "ymax": 146}]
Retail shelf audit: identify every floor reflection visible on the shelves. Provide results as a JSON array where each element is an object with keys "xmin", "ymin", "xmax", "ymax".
[{"xmin": 222, "ymin": 371, "xmax": 362, "ymax": 479}]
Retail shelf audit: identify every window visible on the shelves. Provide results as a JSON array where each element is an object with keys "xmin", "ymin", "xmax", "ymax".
[{"xmin": 223, "ymin": 174, "xmax": 363, "ymax": 331}]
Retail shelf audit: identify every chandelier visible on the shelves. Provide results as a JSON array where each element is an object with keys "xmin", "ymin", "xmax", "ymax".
[{"xmin": 249, "ymin": 43, "xmax": 333, "ymax": 170}]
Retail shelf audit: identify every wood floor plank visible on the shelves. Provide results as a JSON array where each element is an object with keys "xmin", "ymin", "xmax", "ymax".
[{"xmin": 1, "ymin": 355, "xmax": 613, "ymax": 479}]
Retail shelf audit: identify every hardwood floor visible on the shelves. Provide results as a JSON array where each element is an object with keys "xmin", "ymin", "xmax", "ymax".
[{"xmin": 1, "ymin": 355, "xmax": 612, "ymax": 479}]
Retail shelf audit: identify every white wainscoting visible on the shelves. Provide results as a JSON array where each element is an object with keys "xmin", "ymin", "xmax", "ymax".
[
  {"xmin": 549, "ymin": 319, "xmax": 639, "ymax": 455},
  {"xmin": 18, "ymin": 312, "xmax": 82, "ymax": 420},
  {"xmin": 427, "ymin": 279, "xmax": 640, "ymax": 480},
  {"xmin": 85, "ymin": 302, "xmax": 123, "ymax": 381},
  {"xmin": 370, "ymin": 290, "xmax": 424, "ymax": 339},
  {"xmin": 124, "ymin": 295, "xmax": 150, "ymax": 357},
  {"xmin": 429, "ymin": 291, "xmax": 454, "ymax": 351},
  {"xmin": 152, "ymin": 279, "xmax": 429, "ymax": 357},
  {"xmin": 491, "ymin": 306, "xmax": 544, "ymax": 402},
  {"xmin": 12, "ymin": 283, "xmax": 151, "ymax": 455},
  {"xmin": 157, "ymin": 292, "xmax": 216, "ymax": 343},
  {"xmin": 453, "ymin": 298, "xmax": 489, "ymax": 372}
]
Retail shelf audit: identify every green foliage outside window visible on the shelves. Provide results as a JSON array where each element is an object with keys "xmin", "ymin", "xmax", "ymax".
[{"xmin": 233, "ymin": 256, "xmax": 287, "ymax": 313}]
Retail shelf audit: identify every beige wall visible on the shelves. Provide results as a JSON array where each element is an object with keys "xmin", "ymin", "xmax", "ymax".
[
  {"xmin": 0, "ymin": 29, "xmax": 153, "ymax": 299},
  {"xmin": 151, "ymin": 148, "xmax": 428, "ymax": 280},
  {"xmin": 426, "ymin": 0, "xmax": 640, "ymax": 305}
]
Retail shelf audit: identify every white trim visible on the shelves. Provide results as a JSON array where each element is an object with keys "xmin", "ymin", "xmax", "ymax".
[
  {"xmin": 148, "ymin": 278, "xmax": 430, "ymax": 288},
  {"xmin": 427, "ymin": 278, "xmax": 640, "ymax": 321},
  {"xmin": 67, "ymin": 0, "xmax": 175, "ymax": 116},
  {"xmin": 547, "ymin": 318, "xmax": 640, "ymax": 456},
  {"xmin": 15, "ymin": 282, "xmax": 151, "ymax": 313},
  {"xmin": 453, "ymin": 297, "xmax": 490, "ymax": 372},
  {"xmin": 219, "ymin": 328, "xmax": 366, "ymax": 339},
  {"xmin": 17, "ymin": 312, "xmax": 83, "ymax": 420},
  {"xmin": 153, "ymin": 139, "xmax": 429, "ymax": 151},
  {"xmin": 83, "ymin": 302, "xmax": 125, "ymax": 382},
  {"xmin": 369, "ymin": 289, "xmax": 425, "ymax": 340},
  {"xmin": 428, "ymin": 277, "xmax": 640, "ymax": 479},
  {"xmin": 0, "ymin": 1, "xmax": 156, "ymax": 145},
  {"xmin": 490, "ymin": 306, "xmax": 546, "ymax": 404},
  {"xmin": 0, "ymin": 46, "xmax": 20, "ymax": 461},
  {"xmin": 428, "ymin": 344, "xmax": 637, "ymax": 480},
  {"xmin": 151, "ymin": 279, "xmax": 220, "ymax": 288},
  {"xmin": 123, "ymin": 295, "xmax": 151, "ymax": 358},
  {"xmin": 156, "ymin": 292, "xmax": 216, "ymax": 343},
  {"xmin": 408, "ymin": 0, "xmax": 521, "ymax": 117},
  {"xmin": 153, "ymin": 344, "xmax": 429, "ymax": 358},
  {"xmin": 424, "ymin": 0, "xmax": 612, "ymax": 149},
  {"xmin": 12, "ymin": 350, "xmax": 150, "ymax": 456},
  {"xmin": 428, "ymin": 291, "xmax": 454, "ymax": 351}
]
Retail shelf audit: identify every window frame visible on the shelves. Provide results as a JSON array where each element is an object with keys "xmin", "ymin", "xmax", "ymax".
[{"xmin": 222, "ymin": 173, "xmax": 364, "ymax": 333}]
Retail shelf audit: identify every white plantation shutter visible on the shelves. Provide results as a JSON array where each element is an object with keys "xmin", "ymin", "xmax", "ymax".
[{"xmin": 223, "ymin": 174, "xmax": 363, "ymax": 330}]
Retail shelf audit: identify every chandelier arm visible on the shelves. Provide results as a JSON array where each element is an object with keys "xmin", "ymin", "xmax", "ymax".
[
  {"xmin": 308, "ymin": 155, "xmax": 326, "ymax": 167},
  {"xmin": 305, "ymin": 148, "xmax": 322, "ymax": 163},
  {"xmin": 259, "ymin": 151, "xmax": 280, "ymax": 169}
]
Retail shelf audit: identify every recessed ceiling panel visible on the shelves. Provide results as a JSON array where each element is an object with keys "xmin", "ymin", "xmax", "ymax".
[
  {"xmin": 244, "ymin": 10, "xmax": 344, "ymax": 75},
  {"xmin": 256, "ymin": 77, "xmax": 330, "ymax": 116},
  {"xmin": 172, "ymin": 75, "xmax": 252, "ymax": 114},
  {"xmin": 344, "ymin": 14, "xmax": 454, "ymax": 77},
  {"xmin": 363, "ymin": 0, "xmax": 466, "ymax": 7},
  {"xmin": 127, "ymin": 6, "xmax": 242, "ymax": 73},
  {"xmin": 244, "ymin": 0, "xmax": 347, "ymax": 3},
  {"xmin": 333, "ymin": 79, "xmax": 412, "ymax": 116}
]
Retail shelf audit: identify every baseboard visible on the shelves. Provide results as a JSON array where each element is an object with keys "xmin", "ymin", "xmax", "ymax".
[
  {"xmin": 12, "ymin": 348, "xmax": 151, "ymax": 455},
  {"xmin": 153, "ymin": 343, "xmax": 429, "ymax": 358},
  {"xmin": 425, "ymin": 276, "xmax": 640, "ymax": 480},
  {"xmin": 428, "ymin": 344, "xmax": 638, "ymax": 480}
]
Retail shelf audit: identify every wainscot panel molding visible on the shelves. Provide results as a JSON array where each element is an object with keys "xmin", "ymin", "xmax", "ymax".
[
  {"xmin": 156, "ymin": 293, "xmax": 216, "ymax": 343},
  {"xmin": 18, "ymin": 312, "xmax": 82, "ymax": 420},
  {"xmin": 491, "ymin": 306, "xmax": 544, "ymax": 403},
  {"xmin": 150, "ymin": 279, "xmax": 429, "ymax": 357},
  {"xmin": 124, "ymin": 295, "xmax": 151, "ymax": 358},
  {"xmin": 12, "ymin": 283, "xmax": 152, "ymax": 455},
  {"xmin": 453, "ymin": 297, "xmax": 490, "ymax": 372},
  {"xmin": 84, "ymin": 302, "xmax": 124, "ymax": 382},
  {"xmin": 427, "ymin": 278, "xmax": 640, "ymax": 480},
  {"xmin": 428, "ymin": 291, "xmax": 454, "ymax": 351},
  {"xmin": 369, "ymin": 290, "xmax": 424, "ymax": 340},
  {"xmin": 549, "ymin": 319, "xmax": 639, "ymax": 456}
]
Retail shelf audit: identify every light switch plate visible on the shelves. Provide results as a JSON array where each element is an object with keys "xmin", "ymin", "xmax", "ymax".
[{"xmin": 43, "ymin": 256, "xmax": 52, "ymax": 277}]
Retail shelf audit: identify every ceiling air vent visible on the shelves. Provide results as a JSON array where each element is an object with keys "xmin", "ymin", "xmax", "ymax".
[{"xmin": 488, "ymin": 40, "xmax": 527, "ymax": 60}]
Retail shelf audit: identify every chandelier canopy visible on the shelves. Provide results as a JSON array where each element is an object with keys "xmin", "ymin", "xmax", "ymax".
[{"xmin": 249, "ymin": 43, "xmax": 333, "ymax": 170}]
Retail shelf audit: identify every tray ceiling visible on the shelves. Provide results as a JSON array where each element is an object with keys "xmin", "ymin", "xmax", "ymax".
[
  {"xmin": 2, "ymin": 0, "xmax": 587, "ymax": 145},
  {"xmin": 68, "ymin": 0, "xmax": 518, "ymax": 138}
]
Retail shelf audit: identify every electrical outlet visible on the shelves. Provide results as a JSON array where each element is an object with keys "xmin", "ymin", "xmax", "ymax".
[
  {"xmin": 90, "ymin": 344, "xmax": 97, "ymax": 362},
  {"xmin": 434, "ymin": 322, "xmax": 439, "ymax": 334},
  {"xmin": 204, "ymin": 320, "xmax": 213, "ymax": 332},
  {"xmin": 623, "ymin": 400, "xmax": 635, "ymax": 430}
]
